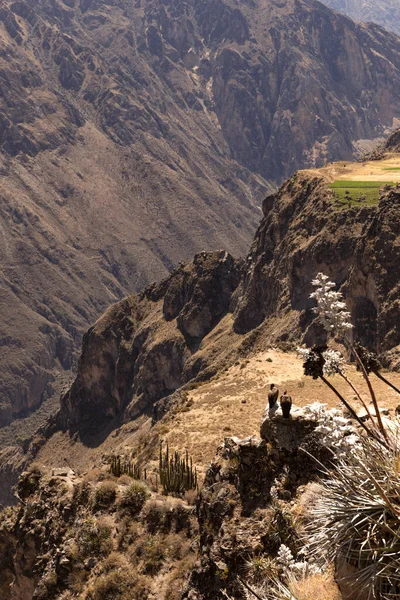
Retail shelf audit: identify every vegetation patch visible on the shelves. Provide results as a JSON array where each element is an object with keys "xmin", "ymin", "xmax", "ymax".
[
  {"xmin": 330, "ymin": 180, "xmax": 394, "ymax": 208},
  {"xmin": 120, "ymin": 481, "xmax": 150, "ymax": 514}
]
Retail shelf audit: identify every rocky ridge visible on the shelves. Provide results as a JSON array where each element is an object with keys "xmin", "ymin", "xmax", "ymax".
[{"xmin": 3, "ymin": 0, "xmax": 400, "ymax": 427}]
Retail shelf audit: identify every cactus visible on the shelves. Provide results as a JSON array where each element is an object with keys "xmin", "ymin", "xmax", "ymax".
[
  {"xmin": 109, "ymin": 455, "xmax": 142, "ymax": 480},
  {"xmin": 159, "ymin": 442, "xmax": 198, "ymax": 496}
]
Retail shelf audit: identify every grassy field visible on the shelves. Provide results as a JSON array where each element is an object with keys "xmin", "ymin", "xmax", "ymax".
[{"xmin": 330, "ymin": 180, "xmax": 394, "ymax": 208}]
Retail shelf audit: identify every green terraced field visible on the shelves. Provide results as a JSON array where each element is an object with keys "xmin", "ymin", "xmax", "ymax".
[
  {"xmin": 383, "ymin": 167, "xmax": 400, "ymax": 171},
  {"xmin": 330, "ymin": 180, "xmax": 394, "ymax": 208}
]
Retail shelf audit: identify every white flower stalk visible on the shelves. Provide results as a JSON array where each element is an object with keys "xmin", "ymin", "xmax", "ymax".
[
  {"xmin": 270, "ymin": 485, "xmax": 279, "ymax": 501},
  {"xmin": 310, "ymin": 273, "xmax": 352, "ymax": 336},
  {"xmin": 296, "ymin": 346, "xmax": 310, "ymax": 361},
  {"xmin": 300, "ymin": 402, "xmax": 361, "ymax": 458},
  {"xmin": 277, "ymin": 544, "xmax": 294, "ymax": 567},
  {"xmin": 322, "ymin": 349, "xmax": 346, "ymax": 376}
]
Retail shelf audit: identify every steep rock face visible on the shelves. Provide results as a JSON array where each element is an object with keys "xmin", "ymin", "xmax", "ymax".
[
  {"xmin": 0, "ymin": 0, "xmax": 268, "ymax": 429},
  {"xmin": 346, "ymin": 193, "xmax": 400, "ymax": 359},
  {"xmin": 232, "ymin": 174, "xmax": 400, "ymax": 365},
  {"xmin": 233, "ymin": 174, "xmax": 365, "ymax": 333},
  {"xmin": 323, "ymin": 0, "xmax": 400, "ymax": 36},
  {"xmin": 59, "ymin": 251, "xmax": 242, "ymax": 436},
  {"xmin": 369, "ymin": 127, "xmax": 400, "ymax": 158},
  {"xmin": 3, "ymin": 0, "xmax": 400, "ymax": 427}
]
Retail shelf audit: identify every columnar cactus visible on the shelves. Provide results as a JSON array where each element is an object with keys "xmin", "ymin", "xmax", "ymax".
[
  {"xmin": 109, "ymin": 455, "xmax": 143, "ymax": 480},
  {"xmin": 159, "ymin": 443, "xmax": 198, "ymax": 496}
]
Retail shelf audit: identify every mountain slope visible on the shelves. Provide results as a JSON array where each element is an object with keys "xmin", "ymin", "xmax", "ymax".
[
  {"xmin": 322, "ymin": 0, "xmax": 400, "ymax": 36},
  {"xmin": 51, "ymin": 151, "xmax": 400, "ymax": 445},
  {"xmin": 3, "ymin": 0, "xmax": 400, "ymax": 426},
  {"xmin": 2, "ymin": 146, "xmax": 400, "ymax": 502}
]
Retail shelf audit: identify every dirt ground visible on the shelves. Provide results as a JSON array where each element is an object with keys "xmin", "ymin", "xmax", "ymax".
[
  {"xmin": 163, "ymin": 349, "xmax": 400, "ymax": 473},
  {"xmin": 302, "ymin": 152, "xmax": 400, "ymax": 183}
]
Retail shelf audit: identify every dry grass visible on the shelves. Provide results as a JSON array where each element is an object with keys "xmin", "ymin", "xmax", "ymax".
[
  {"xmin": 162, "ymin": 350, "xmax": 400, "ymax": 476},
  {"xmin": 290, "ymin": 572, "xmax": 341, "ymax": 600},
  {"xmin": 36, "ymin": 349, "xmax": 400, "ymax": 490}
]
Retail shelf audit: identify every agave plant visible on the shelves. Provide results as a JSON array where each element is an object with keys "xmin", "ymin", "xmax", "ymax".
[{"xmin": 305, "ymin": 430, "xmax": 400, "ymax": 599}]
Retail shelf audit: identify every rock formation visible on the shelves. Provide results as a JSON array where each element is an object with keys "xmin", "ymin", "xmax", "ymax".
[
  {"xmin": 232, "ymin": 171, "xmax": 400, "ymax": 366},
  {"xmin": 58, "ymin": 250, "xmax": 242, "ymax": 437}
]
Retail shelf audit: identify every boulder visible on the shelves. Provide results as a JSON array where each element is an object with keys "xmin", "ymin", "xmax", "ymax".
[{"xmin": 260, "ymin": 406, "xmax": 318, "ymax": 452}]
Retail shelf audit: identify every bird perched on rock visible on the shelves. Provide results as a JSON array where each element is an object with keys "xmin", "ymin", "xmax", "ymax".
[
  {"xmin": 280, "ymin": 391, "xmax": 292, "ymax": 418},
  {"xmin": 268, "ymin": 384, "xmax": 279, "ymax": 409},
  {"xmin": 266, "ymin": 384, "xmax": 279, "ymax": 418}
]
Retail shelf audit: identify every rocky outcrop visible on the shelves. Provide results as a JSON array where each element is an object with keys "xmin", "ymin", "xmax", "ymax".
[
  {"xmin": 184, "ymin": 427, "xmax": 331, "ymax": 599},
  {"xmin": 0, "ymin": 446, "xmax": 27, "ymax": 507},
  {"xmin": 369, "ymin": 127, "xmax": 400, "ymax": 159},
  {"xmin": 232, "ymin": 173, "xmax": 400, "ymax": 366},
  {"xmin": 260, "ymin": 407, "xmax": 319, "ymax": 453},
  {"xmin": 58, "ymin": 251, "xmax": 242, "ymax": 437}
]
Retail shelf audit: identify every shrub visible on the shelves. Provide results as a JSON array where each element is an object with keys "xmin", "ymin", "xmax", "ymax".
[
  {"xmin": 18, "ymin": 463, "xmax": 44, "ymax": 498},
  {"xmin": 144, "ymin": 499, "xmax": 172, "ymax": 533},
  {"xmin": 88, "ymin": 570, "xmax": 150, "ymax": 600},
  {"xmin": 134, "ymin": 534, "xmax": 166, "ymax": 575},
  {"xmin": 120, "ymin": 481, "xmax": 150, "ymax": 515},
  {"xmin": 93, "ymin": 481, "xmax": 117, "ymax": 508},
  {"xmin": 101, "ymin": 551, "xmax": 129, "ymax": 573},
  {"xmin": 118, "ymin": 475, "xmax": 131, "ymax": 485},
  {"xmin": 184, "ymin": 489, "xmax": 198, "ymax": 506},
  {"xmin": 77, "ymin": 517, "xmax": 113, "ymax": 557},
  {"xmin": 306, "ymin": 431, "xmax": 400, "ymax": 599},
  {"xmin": 245, "ymin": 555, "xmax": 279, "ymax": 583},
  {"xmin": 116, "ymin": 518, "xmax": 141, "ymax": 550},
  {"xmin": 73, "ymin": 481, "xmax": 91, "ymax": 506},
  {"xmin": 164, "ymin": 554, "xmax": 197, "ymax": 600}
]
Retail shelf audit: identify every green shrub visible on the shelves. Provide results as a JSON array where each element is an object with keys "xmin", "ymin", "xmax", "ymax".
[
  {"xmin": 120, "ymin": 481, "xmax": 150, "ymax": 515},
  {"xmin": 134, "ymin": 534, "xmax": 166, "ymax": 575},
  {"xmin": 77, "ymin": 518, "xmax": 113, "ymax": 557}
]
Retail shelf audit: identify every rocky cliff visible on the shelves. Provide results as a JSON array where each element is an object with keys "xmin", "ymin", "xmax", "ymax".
[
  {"xmin": 58, "ymin": 250, "xmax": 243, "ymax": 437},
  {"xmin": 232, "ymin": 173, "xmax": 400, "ymax": 362},
  {"xmin": 3, "ymin": 0, "xmax": 400, "ymax": 429},
  {"xmin": 48, "ymin": 155, "xmax": 400, "ymax": 443}
]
